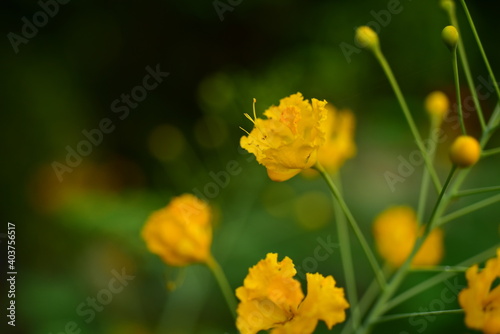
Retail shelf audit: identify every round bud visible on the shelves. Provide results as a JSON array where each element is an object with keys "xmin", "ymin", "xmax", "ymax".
[
  {"xmin": 440, "ymin": 0, "xmax": 455, "ymax": 12},
  {"xmin": 425, "ymin": 91, "xmax": 449, "ymax": 119},
  {"xmin": 442, "ymin": 25, "xmax": 459, "ymax": 51},
  {"xmin": 355, "ymin": 26, "xmax": 379, "ymax": 51},
  {"xmin": 449, "ymin": 135, "xmax": 481, "ymax": 168}
]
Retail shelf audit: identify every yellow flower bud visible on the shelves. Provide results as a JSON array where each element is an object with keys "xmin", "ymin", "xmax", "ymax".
[
  {"xmin": 425, "ymin": 91, "xmax": 449, "ymax": 120},
  {"xmin": 141, "ymin": 194, "xmax": 212, "ymax": 266},
  {"xmin": 442, "ymin": 25, "xmax": 459, "ymax": 51},
  {"xmin": 355, "ymin": 26, "xmax": 379, "ymax": 51},
  {"xmin": 440, "ymin": 0, "xmax": 455, "ymax": 13},
  {"xmin": 449, "ymin": 135, "xmax": 481, "ymax": 168}
]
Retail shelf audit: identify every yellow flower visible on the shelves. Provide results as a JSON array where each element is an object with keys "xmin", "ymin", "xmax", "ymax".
[
  {"xmin": 141, "ymin": 194, "xmax": 212, "ymax": 266},
  {"xmin": 240, "ymin": 93, "xmax": 327, "ymax": 182},
  {"xmin": 302, "ymin": 104, "xmax": 356, "ymax": 177},
  {"xmin": 236, "ymin": 253, "xmax": 349, "ymax": 334},
  {"xmin": 459, "ymin": 249, "xmax": 500, "ymax": 334},
  {"xmin": 372, "ymin": 206, "xmax": 444, "ymax": 268}
]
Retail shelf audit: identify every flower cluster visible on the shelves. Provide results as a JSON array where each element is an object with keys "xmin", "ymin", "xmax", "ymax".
[{"xmin": 140, "ymin": 5, "xmax": 500, "ymax": 332}]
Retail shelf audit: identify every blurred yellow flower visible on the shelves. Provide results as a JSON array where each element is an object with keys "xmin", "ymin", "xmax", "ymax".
[
  {"xmin": 303, "ymin": 104, "xmax": 356, "ymax": 177},
  {"xmin": 141, "ymin": 194, "xmax": 212, "ymax": 266},
  {"xmin": 425, "ymin": 91, "xmax": 449, "ymax": 121},
  {"xmin": 236, "ymin": 253, "xmax": 349, "ymax": 334},
  {"xmin": 240, "ymin": 93, "xmax": 327, "ymax": 182},
  {"xmin": 372, "ymin": 206, "xmax": 444, "ymax": 268},
  {"xmin": 459, "ymin": 249, "xmax": 500, "ymax": 334}
]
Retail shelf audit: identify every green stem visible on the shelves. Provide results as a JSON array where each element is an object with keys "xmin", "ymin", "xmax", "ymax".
[
  {"xmin": 417, "ymin": 120, "xmax": 440, "ymax": 223},
  {"xmin": 206, "ymin": 255, "xmax": 237, "ymax": 319},
  {"xmin": 460, "ymin": 0, "xmax": 500, "ymax": 102},
  {"xmin": 438, "ymin": 193, "xmax": 500, "ymax": 226},
  {"xmin": 356, "ymin": 166, "xmax": 456, "ymax": 334},
  {"xmin": 375, "ymin": 309, "xmax": 463, "ymax": 324},
  {"xmin": 341, "ymin": 265, "xmax": 392, "ymax": 334},
  {"xmin": 315, "ymin": 163, "xmax": 386, "ymax": 289},
  {"xmin": 445, "ymin": 5, "xmax": 487, "ymax": 130},
  {"xmin": 454, "ymin": 185, "xmax": 500, "ymax": 197},
  {"xmin": 452, "ymin": 47, "xmax": 467, "ymax": 134},
  {"xmin": 408, "ymin": 266, "xmax": 469, "ymax": 272},
  {"xmin": 482, "ymin": 147, "xmax": 500, "ymax": 157},
  {"xmin": 383, "ymin": 244, "xmax": 498, "ymax": 312},
  {"xmin": 333, "ymin": 173, "xmax": 361, "ymax": 330},
  {"xmin": 372, "ymin": 47, "xmax": 442, "ymax": 193},
  {"xmin": 428, "ymin": 165, "xmax": 457, "ymax": 230}
]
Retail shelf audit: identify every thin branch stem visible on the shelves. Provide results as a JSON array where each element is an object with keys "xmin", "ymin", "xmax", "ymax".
[
  {"xmin": 445, "ymin": 5, "xmax": 487, "ymax": 130},
  {"xmin": 453, "ymin": 185, "xmax": 500, "ymax": 197},
  {"xmin": 460, "ymin": 0, "xmax": 500, "ymax": 102},
  {"xmin": 452, "ymin": 47, "xmax": 467, "ymax": 134},
  {"xmin": 438, "ymin": 193, "xmax": 500, "ymax": 226},
  {"xmin": 383, "ymin": 245, "xmax": 498, "ymax": 312},
  {"xmin": 341, "ymin": 265, "xmax": 392, "ymax": 334},
  {"xmin": 372, "ymin": 47, "xmax": 442, "ymax": 193},
  {"xmin": 333, "ymin": 172, "xmax": 361, "ymax": 330},
  {"xmin": 409, "ymin": 266, "xmax": 469, "ymax": 273},
  {"xmin": 428, "ymin": 165, "xmax": 457, "ymax": 230},
  {"xmin": 315, "ymin": 163, "xmax": 386, "ymax": 289},
  {"xmin": 482, "ymin": 147, "xmax": 500, "ymax": 157},
  {"xmin": 206, "ymin": 255, "xmax": 237, "ymax": 319},
  {"xmin": 375, "ymin": 309, "xmax": 463, "ymax": 324},
  {"xmin": 417, "ymin": 120, "xmax": 440, "ymax": 223}
]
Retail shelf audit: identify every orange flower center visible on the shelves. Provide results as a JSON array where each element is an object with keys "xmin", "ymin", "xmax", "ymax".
[{"xmin": 280, "ymin": 106, "xmax": 301, "ymax": 134}]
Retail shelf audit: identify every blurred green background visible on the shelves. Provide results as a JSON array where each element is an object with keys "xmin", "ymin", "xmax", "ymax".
[{"xmin": 1, "ymin": 0, "xmax": 499, "ymax": 333}]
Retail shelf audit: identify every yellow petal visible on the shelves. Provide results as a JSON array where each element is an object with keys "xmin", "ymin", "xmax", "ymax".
[
  {"xmin": 459, "ymin": 249, "xmax": 500, "ymax": 333},
  {"xmin": 298, "ymin": 273, "xmax": 349, "ymax": 329}
]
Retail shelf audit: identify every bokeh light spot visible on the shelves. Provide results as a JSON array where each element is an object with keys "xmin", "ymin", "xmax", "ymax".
[
  {"xmin": 294, "ymin": 191, "xmax": 332, "ymax": 230},
  {"xmin": 148, "ymin": 124, "xmax": 185, "ymax": 161},
  {"xmin": 261, "ymin": 183, "xmax": 296, "ymax": 218},
  {"xmin": 194, "ymin": 116, "xmax": 228, "ymax": 148}
]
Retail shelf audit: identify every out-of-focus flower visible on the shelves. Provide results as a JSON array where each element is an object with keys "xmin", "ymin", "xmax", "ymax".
[
  {"xmin": 459, "ymin": 249, "xmax": 500, "ymax": 334},
  {"xmin": 240, "ymin": 93, "xmax": 327, "ymax": 182},
  {"xmin": 302, "ymin": 104, "xmax": 356, "ymax": 177},
  {"xmin": 236, "ymin": 253, "xmax": 349, "ymax": 334},
  {"xmin": 141, "ymin": 194, "xmax": 212, "ymax": 266},
  {"xmin": 442, "ymin": 25, "xmax": 459, "ymax": 51},
  {"xmin": 450, "ymin": 135, "xmax": 481, "ymax": 168},
  {"xmin": 372, "ymin": 206, "xmax": 444, "ymax": 268},
  {"xmin": 293, "ymin": 191, "xmax": 332, "ymax": 230},
  {"xmin": 440, "ymin": 0, "xmax": 455, "ymax": 12},
  {"xmin": 425, "ymin": 91, "xmax": 449, "ymax": 122},
  {"xmin": 355, "ymin": 26, "xmax": 379, "ymax": 51}
]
